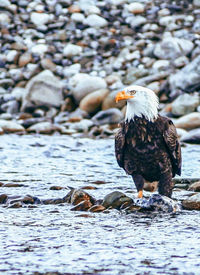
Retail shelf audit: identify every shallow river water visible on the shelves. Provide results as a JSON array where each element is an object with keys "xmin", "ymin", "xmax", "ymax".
[{"xmin": 0, "ymin": 134, "xmax": 199, "ymax": 274}]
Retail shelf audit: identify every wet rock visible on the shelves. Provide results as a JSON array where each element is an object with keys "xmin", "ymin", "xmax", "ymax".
[
  {"xmin": 182, "ymin": 193, "xmax": 200, "ymax": 210},
  {"xmin": 135, "ymin": 194, "xmax": 181, "ymax": 213},
  {"xmin": 69, "ymin": 73, "xmax": 107, "ymax": 103},
  {"xmin": 80, "ymin": 89, "xmax": 109, "ymax": 114},
  {"xmin": 71, "ymin": 200, "xmax": 93, "ymax": 211},
  {"xmin": 102, "ymin": 191, "xmax": 133, "ymax": 210},
  {"xmin": 188, "ymin": 181, "xmax": 200, "ymax": 192},
  {"xmin": 92, "ymin": 108, "xmax": 123, "ymax": 125},
  {"xmin": 65, "ymin": 188, "xmax": 96, "ymax": 206},
  {"xmin": 50, "ymin": 186, "xmax": 65, "ymax": 190},
  {"xmin": 22, "ymin": 70, "xmax": 63, "ymax": 110},
  {"xmin": 180, "ymin": 128, "xmax": 200, "ymax": 144},
  {"xmin": 89, "ymin": 205, "xmax": 106, "ymax": 213},
  {"xmin": 22, "ymin": 195, "xmax": 35, "ymax": 204},
  {"xmin": 3, "ymin": 183, "xmax": 25, "ymax": 187},
  {"xmin": 171, "ymin": 93, "xmax": 199, "ymax": 116},
  {"xmin": 169, "ymin": 55, "xmax": 200, "ymax": 92},
  {"xmin": 154, "ymin": 37, "xmax": 194, "ymax": 60},
  {"xmin": 174, "ymin": 112, "xmax": 200, "ymax": 130},
  {"xmin": 0, "ymin": 120, "xmax": 25, "ymax": 133},
  {"xmin": 7, "ymin": 202, "xmax": 22, "ymax": 208},
  {"xmin": 63, "ymin": 44, "xmax": 83, "ymax": 57},
  {"xmin": 0, "ymin": 194, "xmax": 8, "ymax": 204}
]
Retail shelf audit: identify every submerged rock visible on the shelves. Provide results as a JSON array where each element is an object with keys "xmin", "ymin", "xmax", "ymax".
[
  {"xmin": 188, "ymin": 181, "xmax": 200, "ymax": 192},
  {"xmin": 103, "ymin": 191, "xmax": 133, "ymax": 210}
]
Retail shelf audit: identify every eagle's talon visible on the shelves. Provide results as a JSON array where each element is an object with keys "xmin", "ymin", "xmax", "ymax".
[{"xmin": 138, "ymin": 190, "xmax": 143, "ymax": 198}]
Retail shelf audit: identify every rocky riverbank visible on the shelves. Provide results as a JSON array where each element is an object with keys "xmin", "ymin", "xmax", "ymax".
[{"xmin": 0, "ymin": 0, "xmax": 200, "ymax": 142}]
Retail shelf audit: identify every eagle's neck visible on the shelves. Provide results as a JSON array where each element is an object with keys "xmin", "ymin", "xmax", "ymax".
[{"xmin": 125, "ymin": 99, "xmax": 158, "ymax": 122}]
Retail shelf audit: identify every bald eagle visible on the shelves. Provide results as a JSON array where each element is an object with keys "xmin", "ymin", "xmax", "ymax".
[{"xmin": 115, "ymin": 85, "xmax": 181, "ymax": 198}]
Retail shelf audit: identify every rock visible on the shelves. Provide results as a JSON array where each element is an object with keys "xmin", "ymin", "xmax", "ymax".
[
  {"xmin": 0, "ymin": 194, "xmax": 8, "ymax": 204},
  {"xmin": 92, "ymin": 108, "xmax": 123, "ymax": 125},
  {"xmin": 30, "ymin": 12, "xmax": 51, "ymax": 26},
  {"xmin": 0, "ymin": 120, "xmax": 25, "ymax": 133},
  {"xmin": 11, "ymin": 87, "xmax": 27, "ymax": 101},
  {"xmin": 154, "ymin": 37, "xmax": 194, "ymax": 60},
  {"xmin": 63, "ymin": 44, "xmax": 83, "ymax": 57},
  {"xmin": 84, "ymin": 14, "xmax": 108, "ymax": 28},
  {"xmin": 134, "ymin": 194, "xmax": 181, "ymax": 213},
  {"xmin": 22, "ymin": 70, "xmax": 63, "ymax": 110},
  {"xmin": 71, "ymin": 13, "xmax": 85, "ymax": 23},
  {"xmin": 194, "ymin": 0, "xmax": 200, "ymax": 7},
  {"xmin": 152, "ymin": 60, "xmax": 170, "ymax": 71},
  {"xmin": 123, "ymin": 67, "xmax": 149, "ymax": 85},
  {"xmin": 18, "ymin": 52, "xmax": 33, "ymax": 67},
  {"xmin": 0, "ymin": 0, "xmax": 11, "ymax": 7},
  {"xmin": 8, "ymin": 202, "xmax": 22, "ymax": 208},
  {"xmin": 1, "ymin": 100, "xmax": 20, "ymax": 114},
  {"xmin": 169, "ymin": 55, "xmax": 200, "ymax": 92},
  {"xmin": 41, "ymin": 58, "xmax": 56, "ymax": 71},
  {"xmin": 174, "ymin": 112, "xmax": 200, "ymax": 130},
  {"xmin": 70, "ymin": 200, "xmax": 93, "ymax": 211},
  {"xmin": 50, "ymin": 186, "xmax": 65, "ymax": 190},
  {"xmin": 3, "ymin": 183, "xmax": 25, "ymax": 187},
  {"xmin": 188, "ymin": 181, "xmax": 200, "ymax": 192},
  {"xmin": 127, "ymin": 2, "xmax": 145, "ymax": 14},
  {"xmin": 173, "ymin": 56, "xmax": 189, "ymax": 68},
  {"xmin": 6, "ymin": 50, "xmax": 18, "ymax": 63},
  {"xmin": 89, "ymin": 205, "xmax": 106, "ymax": 212},
  {"xmin": 176, "ymin": 128, "xmax": 188, "ymax": 139},
  {"xmin": 102, "ymin": 90, "xmax": 126, "ymax": 110},
  {"xmin": 102, "ymin": 191, "xmax": 133, "ymax": 209},
  {"xmin": 69, "ymin": 73, "xmax": 107, "ymax": 103},
  {"xmin": 27, "ymin": 122, "xmax": 57, "ymax": 134},
  {"xmin": 0, "ymin": 12, "xmax": 11, "ymax": 25},
  {"xmin": 180, "ymin": 128, "xmax": 200, "ymax": 144},
  {"xmin": 182, "ymin": 193, "xmax": 200, "ymax": 210},
  {"xmin": 65, "ymin": 189, "xmax": 96, "ymax": 206},
  {"xmin": 68, "ymin": 119, "xmax": 94, "ymax": 132},
  {"xmin": 171, "ymin": 93, "xmax": 199, "ymax": 116},
  {"xmin": 31, "ymin": 44, "xmax": 48, "ymax": 56},
  {"xmin": 80, "ymin": 89, "xmax": 109, "ymax": 114},
  {"xmin": 63, "ymin": 64, "xmax": 81, "ymax": 77}
]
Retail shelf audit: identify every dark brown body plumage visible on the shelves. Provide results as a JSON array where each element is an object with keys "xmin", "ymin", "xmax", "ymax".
[{"xmin": 115, "ymin": 115, "xmax": 182, "ymax": 197}]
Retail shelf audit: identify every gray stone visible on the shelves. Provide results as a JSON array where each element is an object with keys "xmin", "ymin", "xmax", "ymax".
[
  {"xmin": 180, "ymin": 128, "xmax": 200, "ymax": 144},
  {"xmin": 171, "ymin": 93, "xmax": 200, "ymax": 116},
  {"xmin": 0, "ymin": 0, "xmax": 11, "ymax": 7},
  {"xmin": 69, "ymin": 73, "xmax": 107, "ymax": 103},
  {"xmin": 92, "ymin": 108, "xmax": 123, "ymax": 125},
  {"xmin": 84, "ymin": 14, "xmax": 108, "ymax": 28},
  {"xmin": 27, "ymin": 121, "xmax": 56, "ymax": 134},
  {"xmin": 188, "ymin": 181, "xmax": 200, "ymax": 192},
  {"xmin": 63, "ymin": 44, "xmax": 83, "ymax": 57},
  {"xmin": 30, "ymin": 12, "xmax": 51, "ymax": 26},
  {"xmin": 154, "ymin": 37, "xmax": 194, "ymax": 60},
  {"xmin": 22, "ymin": 70, "xmax": 63, "ymax": 110},
  {"xmin": 169, "ymin": 55, "xmax": 200, "ymax": 91}
]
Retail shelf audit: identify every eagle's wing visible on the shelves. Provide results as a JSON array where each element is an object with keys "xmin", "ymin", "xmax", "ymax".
[
  {"xmin": 163, "ymin": 119, "xmax": 182, "ymax": 176},
  {"xmin": 115, "ymin": 124, "xmax": 126, "ymax": 168}
]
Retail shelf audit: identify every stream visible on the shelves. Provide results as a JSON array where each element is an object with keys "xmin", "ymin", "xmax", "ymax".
[{"xmin": 0, "ymin": 134, "xmax": 199, "ymax": 274}]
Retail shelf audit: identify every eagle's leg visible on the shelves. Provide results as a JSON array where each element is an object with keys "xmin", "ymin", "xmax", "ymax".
[
  {"xmin": 132, "ymin": 174, "xmax": 144, "ymax": 198},
  {"xmin": 158, "ymin": 171, "xmax": 173, "ymax": 198}
]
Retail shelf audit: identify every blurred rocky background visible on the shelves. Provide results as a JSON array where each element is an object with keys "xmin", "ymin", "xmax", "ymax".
[{"xmin": 0, "ymin": 0, "xmax": 200, "ymax": 142}]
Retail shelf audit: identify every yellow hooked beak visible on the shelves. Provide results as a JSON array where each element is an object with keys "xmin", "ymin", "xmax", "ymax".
[{"xmin": 115, "ymin": 90, "xmax": 134, "ymax": 103}]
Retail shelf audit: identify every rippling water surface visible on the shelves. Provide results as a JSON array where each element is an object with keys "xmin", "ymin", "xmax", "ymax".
[{"xmin": 0, "ymin": 134, "xmax": 200, "ymax": 274}]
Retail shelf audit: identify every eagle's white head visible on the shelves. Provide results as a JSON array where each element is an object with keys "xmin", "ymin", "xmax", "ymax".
[{"xmin": 115, "ymin": 85, "xmax": 159, "ymax": 122}]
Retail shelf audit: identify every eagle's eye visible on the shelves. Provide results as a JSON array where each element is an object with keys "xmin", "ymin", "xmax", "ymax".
[{"xmin": 129, "ymin": 90, "xmax": 136, "ymax": 95}]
